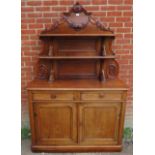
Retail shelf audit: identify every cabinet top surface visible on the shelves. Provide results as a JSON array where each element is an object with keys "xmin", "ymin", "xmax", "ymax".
[
  {"xmin": 27, "ymin": 79, "xmax": 128, "ymax": 91},
  {"xmin": 39, "ymin": 28, "xmax": 115, "ymax": 37}
]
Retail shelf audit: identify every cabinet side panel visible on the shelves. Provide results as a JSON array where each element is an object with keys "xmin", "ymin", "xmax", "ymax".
[
  {"xmin": 28, "ymin": 91, "xmax": 36, "ymax": 145},
  {"xmin": 118, "ymin": 91, "xmax": 127, "ymax": 144}
]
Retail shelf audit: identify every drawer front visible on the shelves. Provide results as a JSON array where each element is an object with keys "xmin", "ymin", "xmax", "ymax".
[
  {"xmin": 32, "ymin": 92, "xmax": 74, "ymax": 101},
  {"xmin": 81, "ymin": 91, "xmax": 122, "ymax": 101}
]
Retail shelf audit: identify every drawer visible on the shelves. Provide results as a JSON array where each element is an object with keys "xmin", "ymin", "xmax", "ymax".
[
  {"xmin": 32, "ymin": 92, "xmax": 74, "ymax": 101},
  {"xmin": 81, "ymin": 91, "xmax": 122, "ymax": 101}
]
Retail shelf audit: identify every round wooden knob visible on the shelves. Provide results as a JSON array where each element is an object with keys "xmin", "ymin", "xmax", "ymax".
[
  {"xmin": 50, "ymin": 94, "xmax": 56, "ymax": 99},
  {"xmin": 99, "ymin": 93, "xmax": 105, "ymax": 98}
]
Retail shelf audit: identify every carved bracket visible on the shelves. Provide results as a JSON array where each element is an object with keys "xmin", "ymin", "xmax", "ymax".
[
  {"xmin": 101, "ymin": 59, "xmax": 119, "ymax": 81},
  {"xmin": 35, "ymin": 63, "xmax": 50, "ymax": 80},
  {"xmin": 102, "ymin": 38, "xmax": 115, "ymax": 56}
]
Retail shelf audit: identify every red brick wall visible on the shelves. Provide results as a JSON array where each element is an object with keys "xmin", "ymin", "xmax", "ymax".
[{"xmin": 21, "ymin": 0, "xmax": 133, "ymax": 127}]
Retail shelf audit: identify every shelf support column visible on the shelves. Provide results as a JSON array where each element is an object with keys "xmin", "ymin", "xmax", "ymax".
[{"xmin": 49, "ymin": 62, "xmax": 55, "ymax": 82}]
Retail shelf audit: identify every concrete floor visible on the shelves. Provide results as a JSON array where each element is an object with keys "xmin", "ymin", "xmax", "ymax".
[{"xmin": 21, "ymin": 139, "xmax": 132, "ymax": 155}]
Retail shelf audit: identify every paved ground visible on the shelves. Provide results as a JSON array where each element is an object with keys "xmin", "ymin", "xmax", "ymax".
[{"xmin": 21, "ymin": 139, "xmax": 132, "ymax": 155}]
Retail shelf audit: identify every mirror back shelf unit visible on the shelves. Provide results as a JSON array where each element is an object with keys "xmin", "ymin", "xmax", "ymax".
[{"xmin": 27, "ymin": 2, "xmax": 128, "ymax": 152}]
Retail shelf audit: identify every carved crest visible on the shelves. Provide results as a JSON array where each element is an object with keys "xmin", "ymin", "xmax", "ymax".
[
  {"xmin": 63, "ymin": 2, "xmax": 91, "ymax": 30},
  {"xmin": 42, "ymin": 2, "xmax": 112, "ymax": 32}
]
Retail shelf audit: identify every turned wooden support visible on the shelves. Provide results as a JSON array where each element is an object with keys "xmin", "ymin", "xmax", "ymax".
[
  {"xmin": 48, "ymin": 45, "xmax": 53, "ymax": 56},
  {"xmin": 49, "ymin": 70, "xmax": 55, "ymax": 82},
  {"xmin": 49, "ymin": 63, "xmax": 55, "ymax": 82},
  {"xmin": 100, "ymin": 69, "xmax": 106, "ymax": 82}
]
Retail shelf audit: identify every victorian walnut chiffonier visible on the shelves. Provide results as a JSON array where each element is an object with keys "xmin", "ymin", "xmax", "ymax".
[{"xmin": 27, "ymin": 2, "xmax": 128, "ymax": 152}]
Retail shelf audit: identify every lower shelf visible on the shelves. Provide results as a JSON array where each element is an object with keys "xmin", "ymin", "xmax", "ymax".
[{"xmin": 31, "ymin": 144, "xmax": 122, "ymax": 152}]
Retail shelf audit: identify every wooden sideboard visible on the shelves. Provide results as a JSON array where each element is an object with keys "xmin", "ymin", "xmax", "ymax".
[{"xmin": 27, "ymin": 3, "xmax": 128, "ymax": 152}]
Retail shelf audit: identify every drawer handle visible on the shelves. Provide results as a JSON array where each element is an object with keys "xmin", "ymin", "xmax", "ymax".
[
  {"xmin": 99, "ymin": 93, "xmax": 105, "ymax": 98},
  {"xmin": 50, "ymin": 94, "xmax": 56, "ymax": 99}
]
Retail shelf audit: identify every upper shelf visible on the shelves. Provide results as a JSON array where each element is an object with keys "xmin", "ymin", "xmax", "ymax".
[
  {"xmin": 38, "ymin": 56, "xmax": 115, "ymax": 59},
  {"xmin": 39, "ymin": 33, "xmax": 115, "ymax": 37}
]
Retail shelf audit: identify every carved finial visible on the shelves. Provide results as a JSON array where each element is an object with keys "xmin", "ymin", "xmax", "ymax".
[{"xmin": 72, "ymin": 2, "xmax": 83, "ymax": 13}]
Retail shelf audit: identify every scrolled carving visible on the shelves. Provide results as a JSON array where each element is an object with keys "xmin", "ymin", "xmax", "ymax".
[
  {"xmin": 42, "ymin": 20, "xmax": 62, "ymax": 33},
  {"xmin": 90, "ymin": 16, "xmax": 113, "ymax": 32},
  {"xmin": 50, "ymin": 20, "xmax": 62, "ymax": 31},
  {"xmin": 36, "ymin": 63, "xmax": 50, "ymax": 80},
  {"xmin": 103, "ymin": 59, "xmax": 119, "ymax": 80}
]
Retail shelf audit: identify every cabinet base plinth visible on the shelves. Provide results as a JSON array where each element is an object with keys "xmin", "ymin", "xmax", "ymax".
[{"xmin": 31, "ymin": 145, "xmax": 122, "ymax": 152}]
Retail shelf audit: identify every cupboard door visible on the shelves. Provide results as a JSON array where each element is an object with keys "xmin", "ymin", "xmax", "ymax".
[
  {"xmin": 79, "ymin": 102, "xmax": 120, "ymax": 145},
  {"xmin": 34, "ymin": 102, "xmax": 77, "ymax": 145}
]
